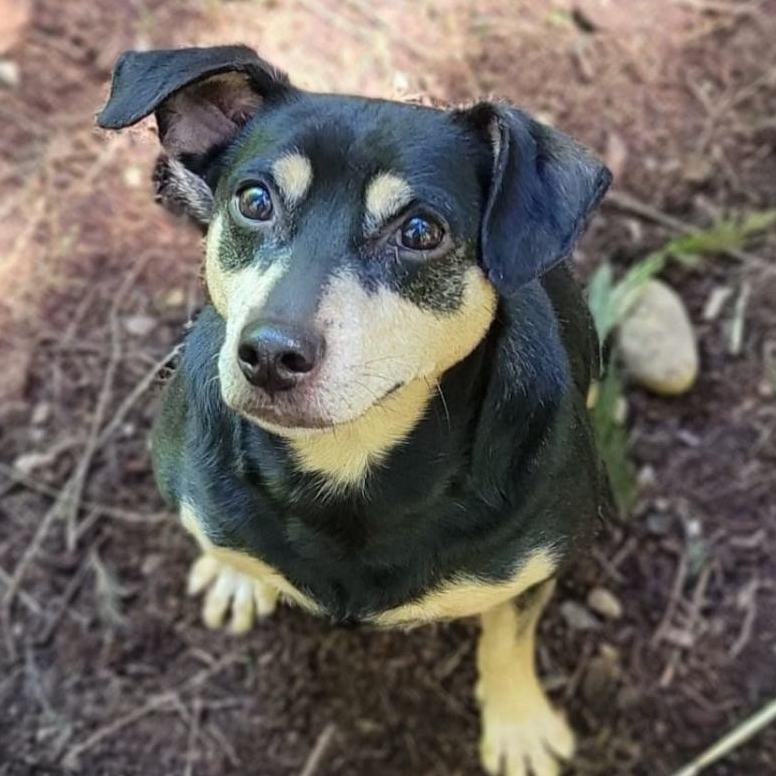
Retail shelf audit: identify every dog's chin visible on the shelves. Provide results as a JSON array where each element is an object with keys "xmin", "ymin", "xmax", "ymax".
[{"xmin": 224, "ymin": 381, "xmax": 406, "ymax": 439}]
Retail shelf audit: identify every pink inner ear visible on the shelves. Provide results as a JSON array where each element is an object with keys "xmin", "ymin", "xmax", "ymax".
[{"xmin": 157, "ymin": 73, "xmax": 264, "ymax": 157}]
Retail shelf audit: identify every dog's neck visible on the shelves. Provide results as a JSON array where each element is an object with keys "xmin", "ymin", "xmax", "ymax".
[{"xmin": 285, "ymin": 377, "xmax": 435, "ymax": 495}]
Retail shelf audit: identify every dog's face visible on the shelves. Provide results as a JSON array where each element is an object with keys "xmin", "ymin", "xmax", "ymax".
[
  {"xmin": 206, "ymin": 97, "xmax": 497, "ymax": 430},
  {"xmin": 99, "ymin": 46, "xmax": 610, "ymax": 433}
]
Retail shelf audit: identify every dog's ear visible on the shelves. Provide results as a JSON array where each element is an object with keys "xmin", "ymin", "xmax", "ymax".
[
  {"xmin": 457, "ymin": 103, "xmax": 611, "ymax": 294},
  {"xmin": 97, "ymin": 46, "xmax": 292, "ymax": 225}
]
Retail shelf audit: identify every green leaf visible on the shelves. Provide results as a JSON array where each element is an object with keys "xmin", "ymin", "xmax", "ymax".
[
  {"xmin": 663, "ymin": 209, "xmax": 776, "ymax": 261},
  {"xmin": 591, "ymin": 360, "xmax": 637, "ymax": 517}
]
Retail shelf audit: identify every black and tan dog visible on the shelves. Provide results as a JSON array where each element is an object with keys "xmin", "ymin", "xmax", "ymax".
[{"xmin": 98, "ymin": 45, "xmax": 611, "ymax": 776}]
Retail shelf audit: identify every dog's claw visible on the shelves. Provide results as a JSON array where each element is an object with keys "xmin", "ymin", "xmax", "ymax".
[
  {"xmin": 187, "ymin": 554, "xmax": 278, "ymax": 634},
  {"xmin": 479, "ymin": 697, "xmax": 574, "ymax": 776}
]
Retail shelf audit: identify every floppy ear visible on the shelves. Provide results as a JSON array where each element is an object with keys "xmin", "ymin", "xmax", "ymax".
[
  {"xmin": 97, "ymin": 45, "xmax": 292, "ymax": 225},
  {"xmin": 458, "ymin": 103, "xmax": 611, "ymax": 294}
]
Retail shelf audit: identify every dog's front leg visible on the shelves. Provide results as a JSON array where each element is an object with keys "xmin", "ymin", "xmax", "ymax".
[{"xmin": 476, "ymin": 580, "xmax": 574, "ymax": 776}]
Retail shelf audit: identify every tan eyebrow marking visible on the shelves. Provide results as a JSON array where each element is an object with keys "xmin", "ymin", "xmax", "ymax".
[
  {"xmin": 364, "ymin": 172, "xmax": 413, "ymax": 229},
  {"xmin": 272, "ymin": 153, "xmax": 313, "ymax": 205}
]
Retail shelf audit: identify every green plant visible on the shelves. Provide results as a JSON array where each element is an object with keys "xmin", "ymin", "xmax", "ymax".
[{"xmin": 587, "ymin": 210, "xmax": 776, "ymax": 515}]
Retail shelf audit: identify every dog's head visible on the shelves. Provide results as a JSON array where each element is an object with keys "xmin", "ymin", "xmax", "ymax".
[{"xmin": 98, "ymin": 45, "xmax": 610, "ymax": 434}]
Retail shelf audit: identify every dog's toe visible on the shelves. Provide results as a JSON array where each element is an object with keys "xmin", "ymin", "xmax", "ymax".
[
  {"xmin": 479, "ymin": 698, "xmax": 574, "ymax": 776},
  {"xmin": 188, "ymin": 554, "xmax": 278, "ymax": 633},
  {"xmin": 187, "ymin": 554, "xmax": 220, "ymax": 595},
  {"xmin": 253, "ymin": 579, "xmax": 279, "ymax": 618}
]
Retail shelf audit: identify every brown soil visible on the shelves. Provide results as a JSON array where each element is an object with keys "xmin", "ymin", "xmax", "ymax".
[{"xmin": 1, "ymin": 1, "xmax": 775, "ymax": 775}]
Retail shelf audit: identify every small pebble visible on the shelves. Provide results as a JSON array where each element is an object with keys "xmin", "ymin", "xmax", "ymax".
[
  {"xmin": 587, "ymin": 587, "xmax": 623, "ymax": 620},
  {"xmin": 0, "ymin": 59, "xmax": 19, "ymax": 88},
  {"xmin": 123, "ymin": 165, "xmax": 144, "ymax": 189},
  {"xmin": 560, "ymin": 600, "xmax": 600, "ymax": 631},
  {"xmin": 637, "ymin": 465, "xmax": 656, "ymax": 488},
  {"xmin": 646, "ymin": 512, "xmax": 673, "ymax": 536},
  {"xmin": 123, "ymin": 314, "xmax": 156, "ymax": 337},
  {"xmin": 162, "ymin": 288, "xmax": 186, "ymax": 308},
  {"xmin": 31, "ymin": 402, "xmax": 51, "ymax": 425}
]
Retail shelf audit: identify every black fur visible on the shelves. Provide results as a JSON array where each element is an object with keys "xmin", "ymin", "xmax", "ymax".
[
  {"xmin": 98, "ymin": 46, "xmax": 612, "ymax": 624},
  {"xmin": 153, "ymin": 265, "xmax": 603, "ymax": 623},
  {"xmin": 457, "ymin": 103, "xmax": 612, "ymax": 293}
]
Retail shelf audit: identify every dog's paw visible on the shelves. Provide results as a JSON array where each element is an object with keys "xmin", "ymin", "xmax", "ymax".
[
  {"xmin": 187, "ymin": 554, "xmax": 278, "ymax": 634},
  {"xmin": 479, "ymin": 697, "xmax": 574, "ymax": 776}
]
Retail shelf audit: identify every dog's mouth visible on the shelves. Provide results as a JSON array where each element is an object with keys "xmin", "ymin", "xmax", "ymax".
[{"xmin": 236, "ymin": 380, "xmax": 406, "ymax": 434}]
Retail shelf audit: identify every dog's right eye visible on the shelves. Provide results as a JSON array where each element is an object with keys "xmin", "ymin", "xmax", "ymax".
[{"xmin": 234, "ymin": 184, "xmax": 274, "ymax": 222}]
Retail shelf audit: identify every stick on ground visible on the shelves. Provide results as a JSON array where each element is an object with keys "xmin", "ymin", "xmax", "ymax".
[{"xmin": 672, "ymin": 696, "xmax": 776, "ymax": 776}]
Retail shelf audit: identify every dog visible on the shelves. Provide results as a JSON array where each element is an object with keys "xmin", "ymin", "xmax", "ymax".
[{"xmin": 97, "ymin": 44, "xmax": 611, "ymax": 776}]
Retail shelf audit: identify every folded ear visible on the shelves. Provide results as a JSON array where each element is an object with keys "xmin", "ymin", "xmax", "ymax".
[
  {"xmin": 457, "ymin": 103, "xmax": 611, "ymax": 294},
  {"xmin": 97, "ymin": 45, "xmax": 292, "ymax": 225}
]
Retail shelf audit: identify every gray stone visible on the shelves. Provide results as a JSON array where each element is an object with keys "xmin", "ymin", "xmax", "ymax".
[{"xmin": 618, "ymin": 279, "xmax": 698, "ymax": 395}]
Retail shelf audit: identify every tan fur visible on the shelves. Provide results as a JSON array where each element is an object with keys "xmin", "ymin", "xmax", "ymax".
[
  {"xmin": 288, "ymin": 377, "xmax": 432, "ymax": 494},
  {"xmin": 364, "ymin": 172, "xmax": 413, "ymax": 229},
  {"xmin": 205, "ymin": 214, "xmax": 292, "ymax": 411},
  {"xmin": 204, "ymin": 211, "xmax": 229, "ymax": 314},
  {"xmin": 477, "ymin": 580, "xmax": 575, "ymax": 776},
  {"xmin": 374, "ymin": 548, "xmax": 556, "ymax": 627},
  {"xmin": 272, "ymin": 152, "xmax": 313, "ymax": 206},
  {"xmin": 285, "ymin": 268, "xmax": 496, "ymax": 486},
  {"xmin": 180, "ymin": 503, "xmax": 320, "ymax": 614}
]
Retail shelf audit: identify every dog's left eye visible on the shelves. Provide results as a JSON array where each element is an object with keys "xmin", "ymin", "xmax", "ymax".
[
  {"xmin": 399, "ymin": 216, "xmax": 445, "ymax": 252},
  {"xmin": 234, "ymin": 184, "xmax": 274, "ymax": 221}
]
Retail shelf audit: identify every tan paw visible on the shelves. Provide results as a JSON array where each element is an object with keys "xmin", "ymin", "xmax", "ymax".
[
  {"xmin": 187, "ymin": 554, "xmax": 279, "ymax": 634},
  {"xmin": 479, "ymin": 698, "xmax": 575, "ymax": 776}
]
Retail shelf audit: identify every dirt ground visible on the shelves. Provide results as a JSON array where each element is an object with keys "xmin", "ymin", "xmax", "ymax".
[{"xmin": 1, "ymin": 1, "xmax": 775, "ymax": 774}]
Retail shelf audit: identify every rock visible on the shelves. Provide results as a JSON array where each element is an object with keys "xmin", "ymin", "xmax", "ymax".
[
  {"xmin": 123, "ymin": 314, "xmax": 156, "ymax": 337},
  {"xmin": 618, "ymin": 279, "xmax": 698, "ymax": 395},
  {"xmin": 0, "ymin": 59, "xmax": 19, "ymax": 88},
  {"xmin": 560, "ymin": 600, "xmax": 600, "ymax": 631},
  {"xmin": 646, "ymin": 511, "xmax": 672, "ymax": 536},
  {"xmin": 637, "ymin": 464, "xmax": 656, "ymax": 488},
  {"xmin": 162, "ymin": 288, "xmax": 186, "ymax": 309},
  {"xmin": 31, "ymin": 402, "xmax": 51, "ymax": 425},
  {"xmin": 682, "ymin": 154, "xmax": 713, "ymax": 184},
  {"xmin": 587, "ymin": 587, "xmax": 623, "ymax": 620},
  {"xmin": 122, "ymin": 165, "xmax": 144, "ymax": 189},
  {"xmin": 13, "ymin": 449, "xmax": 57, "ymax": 475}
]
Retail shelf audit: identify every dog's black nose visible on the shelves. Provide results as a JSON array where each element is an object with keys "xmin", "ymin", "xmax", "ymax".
[{"xmin": 237, "ymin": 321, "xmax": 324, "ymax": 392}]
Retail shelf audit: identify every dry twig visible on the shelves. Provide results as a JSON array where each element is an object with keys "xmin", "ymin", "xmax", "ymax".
[
  {"xmin": 298, "ymin": 723, "xmax": 338, "ymax": 776},
  {"xmin": 672, "ymin": 696, "xmax": 776, "ymax": 776}
]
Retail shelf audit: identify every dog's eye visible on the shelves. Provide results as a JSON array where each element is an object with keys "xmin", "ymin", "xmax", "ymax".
[
  {"xmin": 235, "ymin": 184, "xmax": 273, "ymax": 221},
  {"xmin": 399, "ymin": 216, "xmax": 444, "ymax": 251}
]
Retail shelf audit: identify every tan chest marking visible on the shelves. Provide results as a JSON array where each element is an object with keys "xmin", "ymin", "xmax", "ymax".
[
  {"xmin": 180, "ymin": 503, "xmax": 320, "ymax": 614},
  {"xmin": 372, "ymin": 549, "xmax": 557, "ymax": 627},
  {"xmin": 288, "ymin": 377, "xmax": 433, "ymax": 494}
]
